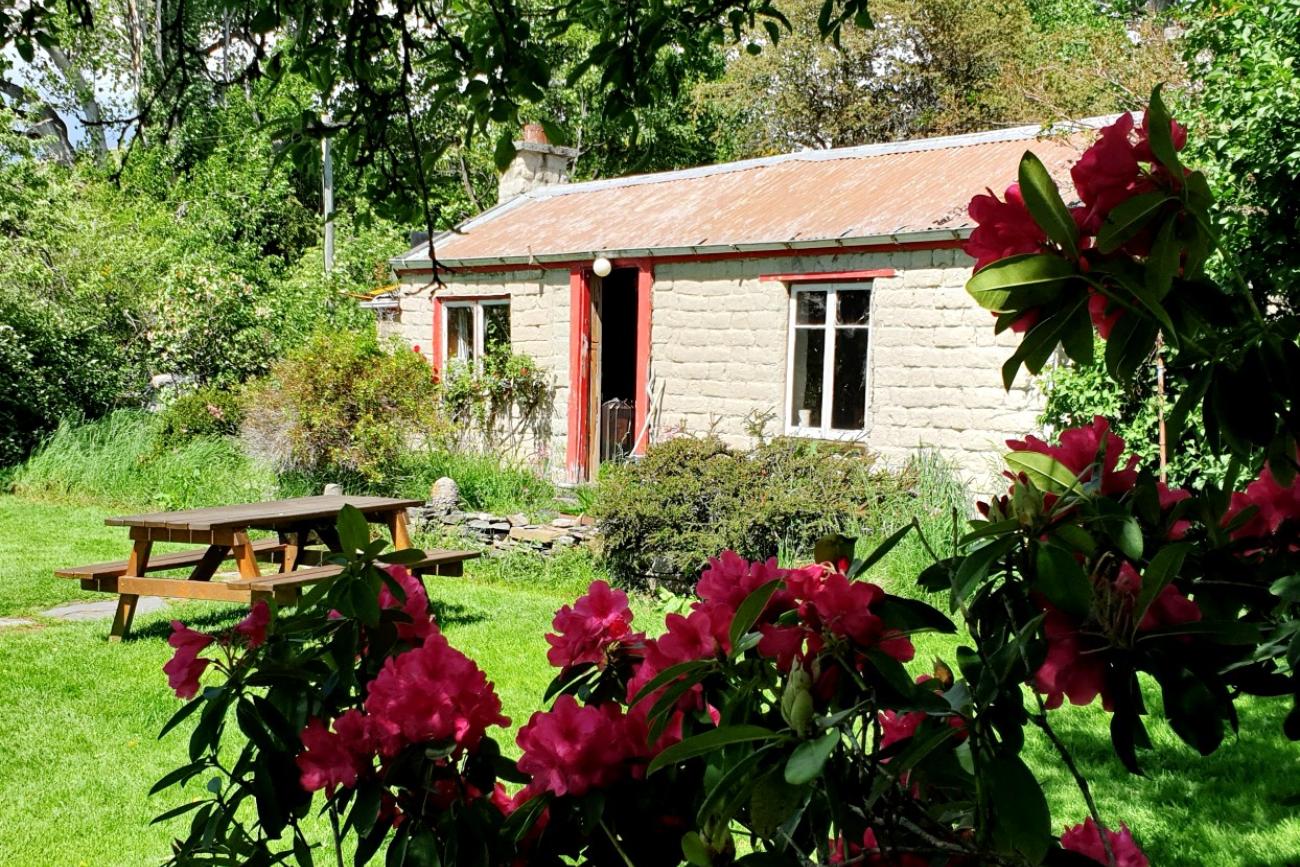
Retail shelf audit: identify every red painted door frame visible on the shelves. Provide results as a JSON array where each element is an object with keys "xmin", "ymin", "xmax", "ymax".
[{"xmin": 566, "ymin": 263, "xmax": 653, "ymax": 483}]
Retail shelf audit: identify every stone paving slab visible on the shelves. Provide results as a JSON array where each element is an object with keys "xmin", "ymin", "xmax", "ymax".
[
  {"xmin": 43, "ymin": 597, "xmax": 168, "ymax": 621},
  {"xmin": 0, "ymin": 618, "xmax": 36, "ymax": 629}
]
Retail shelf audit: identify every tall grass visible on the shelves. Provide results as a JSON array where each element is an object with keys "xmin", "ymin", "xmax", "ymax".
[
  {"xmin": 9, "ymin": 411, "xmax": 278, "ymax": 510},
  {"xmin": 851, "ymin": 449, "xmax": 971, "ymax": 595},
  {"xmin": 402, "ymin": 449, "xmax": 555, "ymax": 515}
]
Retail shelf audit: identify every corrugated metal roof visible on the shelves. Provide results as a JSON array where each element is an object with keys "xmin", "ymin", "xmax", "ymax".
[{"xmin": 393, "ymin": 118, "xmax": 1113, "ymax": 269}]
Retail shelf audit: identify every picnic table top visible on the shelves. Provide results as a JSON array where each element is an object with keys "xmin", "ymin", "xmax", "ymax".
[{"xmin": 105, "ymin": 495, "xmax": 424, "ymax": 532}]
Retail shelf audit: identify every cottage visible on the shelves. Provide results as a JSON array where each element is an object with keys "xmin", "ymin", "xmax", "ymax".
[{"xmin": 388, "ymin": 120, "xmax": 1106, "ymax": 489}]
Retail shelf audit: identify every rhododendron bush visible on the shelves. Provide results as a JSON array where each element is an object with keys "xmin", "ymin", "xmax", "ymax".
[{"xmin": 152, "ymin": 88, "xmax": 1300, "ymax": 866}]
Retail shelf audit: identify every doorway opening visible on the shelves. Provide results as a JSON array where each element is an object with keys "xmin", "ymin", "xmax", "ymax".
[{"xmin": 590, "ymin": 268, "xmax": 640, "ymax": 468}]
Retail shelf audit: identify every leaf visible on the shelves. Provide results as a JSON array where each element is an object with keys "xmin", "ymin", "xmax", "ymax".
[
  {"xmin": 729, "ymin": 580, "xmax": 783, "ymax": 652},
  {"xmin": 750, "ymin": 771, "xmax": 807, "ymax": 838},
  {"xmin": 647, "ymin": 726, "xmax": 784, "ymax": 777},
  {"xmin": 159, "ymin": 693, "xmax": 205, "ymax": 740},
  {"xmin": 1113, "ymin": 515, "xmax": 1145, "ymax": 560},
  {"xmin": 149, "ymin": 760, "xmax": 208, "ymax": 796},
  {"xmin": 986, "ymin": 753, "xmax": 1052, "ymax": 862},
  {"xmin": 1161, "ymin": 668, "xmax": 1224, "ymax": 756},
  {"xmin": 783, "ymin": 730, "xmax": 838, "ymax": 785},
  {"xmin": 1097, "ymin": 192, "xmax": 1173, "ymax": 253},
  {"xmin": 681, "ymin": 831, "xmax": 712, "ymax": 867},
  {"xmin": 966, "ymin": 253, "xmax": 1076, "ymax": 312},
  {"xmin": 1004, "ymin": 451, "xmax": 1081, "ymax": 494},
  {"xmin": 1144, "ymin": 85, "xmax": 1182, "ymax": 174},
  {"xmin": 629, "ymin": 659, "xmax": 710, "ymax": 707},
  {"xmin": 1103, "ymin": 312, "xmax": 1159, "ymax": 383},
  {"xmin": 697, "ymin": 748, "xmax": 770, "ymax": 826},
  {"xmin": 1018, "ymin": 152, "xmax": 1079, "ymax": 259},
  {"xmin": 950, "ymin": 537, "xmax": 1013, "ymax": 612},
  {"xmin": 1134, "ymin": 543, "xmax": 1189, "ymax": 626},
  {"xmin": 813, "ymin": 533, "xmax": 856, "ymax": 566},
  {"xmin": 336, "ymin": 505, "xmax": 370, "ymax": 557},
  {"xmin": 849, "ymin": 523, "xmax": 913, "ymax": 576},
  {"xmin": 492, "ymin": 131, "xmax": 516, "ymax": 172},
  {"xmin": 874, "ymin": 595, "xmax": 957, "ymax": 635},
  {"xmin": 1033, "ymin": 544, "xmax": 1091, "ymax": 619},
  {"xmin": 1145, "ymin": 218, "xmax": 1181, "ymax": 300}
]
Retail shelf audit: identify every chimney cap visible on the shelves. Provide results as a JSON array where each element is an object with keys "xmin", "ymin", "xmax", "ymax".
[{"xmin": 522, "ymin": 122, "xmax": 548, "ymax": 145}]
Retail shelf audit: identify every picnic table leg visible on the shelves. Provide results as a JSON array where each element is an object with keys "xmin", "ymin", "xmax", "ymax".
[
  {"xmin": 387, "ymin": 511, "xmax": 412, "ymax": 550},
  {"xmin": 187, "ymin": 545, "xmax": 233, "ymax": 582},
  {"xmin": 278, "ymin": 531, "xmax": 301, "ymax": 573},
  {"xmin": 110, "ymin": 538, "xmax": 151, "ymax": 641},
  {"xmin": 232, "ymin": 533, "xmax": 262, "ymax": 580}
]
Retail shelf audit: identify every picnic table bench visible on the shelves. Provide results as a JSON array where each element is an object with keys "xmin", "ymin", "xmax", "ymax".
[{"xmin": 54, "ymin": 495, "xmax": 478, "ymax": 640}]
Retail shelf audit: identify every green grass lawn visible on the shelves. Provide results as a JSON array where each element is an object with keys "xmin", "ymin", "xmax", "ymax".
[{"xmin": 0, "ymin": 495, "xmax": 1297, "ymax": 864}]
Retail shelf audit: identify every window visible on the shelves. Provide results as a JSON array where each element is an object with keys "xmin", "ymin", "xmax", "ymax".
[
  {"xmin": 441, "ymin": 298, "xmax": 510, "ymax": 367},
  {"xmin": 786, "ymin": 283, "xmax": 872, "ymax": 437}
]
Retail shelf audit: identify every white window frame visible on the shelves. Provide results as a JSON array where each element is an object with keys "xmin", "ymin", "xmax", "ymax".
[
  {"xmin": 440, "ymin": 298, "xmax": 510, "ymax": 369},
  {"xmin": 783, "ymin": 282, "xmax": 874, "ymax": 441}
]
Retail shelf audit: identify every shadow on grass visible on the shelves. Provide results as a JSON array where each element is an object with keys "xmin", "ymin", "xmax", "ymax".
[{"xmin": 127, "ymin": 600, "xmax": 485, "ymax": 642}]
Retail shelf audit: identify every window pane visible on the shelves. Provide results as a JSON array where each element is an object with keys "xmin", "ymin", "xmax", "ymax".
[
  {"xmin": 790, "ymin": 329, "xmax": 824, "ymax": 428},
  {"xmin": 831, "ymin": 328, "xmax": 869, "ymax": 430},
  {"xmin": 447, "ymin": 307, "xmax": 475, "ymax": 362},
  {"xmin": 484, "ymin": 303, "xmax": 510, "ymax": 353},
  {"xmin": 795, "ymin": 291, "xmax": 826, "ymax": 325},
  {"xmin": 837, "ymin": 289, "xmax": 870, "ymax": 326}
]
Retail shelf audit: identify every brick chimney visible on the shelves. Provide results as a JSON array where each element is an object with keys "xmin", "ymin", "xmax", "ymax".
[{"xmin": 497, "ymin": 123, "xmax": 579, "ymax": 203}]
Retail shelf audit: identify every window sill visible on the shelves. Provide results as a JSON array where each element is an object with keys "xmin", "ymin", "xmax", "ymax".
[{"xmin": 783, "ymin": 425, "xmax": 871, "ymax": 443}]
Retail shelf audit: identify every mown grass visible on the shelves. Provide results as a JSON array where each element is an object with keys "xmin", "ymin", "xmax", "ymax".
[{"xmin": 0, "ymin": 493, "xmax": 1297, "ymax": 864}]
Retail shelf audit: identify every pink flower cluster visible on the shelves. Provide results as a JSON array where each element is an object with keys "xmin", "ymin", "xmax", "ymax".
[
  {"xmin": 1061, "ymin": 818, "xmax": 1149, "ymax": 867},
  {"xmin": 1224, "ymin": 462, "xmax": 1300, "ymax": 542},
  {"xmin": 520, "ymin": 552, "xmax": 914, "ymax": 801},
  {"xmin": 1007, "ymin": 416, "xmax": 1139, "ymax": 497},
  {"xmin": 828, "ymin": 828, "xmax": 930, "ymax": 866},
  {"xmin": 164, "ymin": 601, "xmax": 271, "ymax": 699},
  {"xmin": 378, "ymin": 565, "xmax": 437, "ymax": 642},
  {"xmin": 545, "ymin": 580, "xmax": 641, "ymax": 668},
  {"xmin": 964, "ymin": 111, "xmax": 1188, "ymax": 339},
  {"xmin": 295, "ymin": 625, "xmax": 510, "ymax": 793}
]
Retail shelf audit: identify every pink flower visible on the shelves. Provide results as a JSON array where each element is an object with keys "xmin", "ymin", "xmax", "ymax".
[
  {"xmin": 1087, "ymin": 289, "xmax": 1124, "ymax": 340},
  {"xmin": 296, "ymin": 713, "xmax": 370, "ymax": 794},
  {"xmin": 829, "ymin": 829, "xmax": 930, "ymax": 866},
  {"xmin": 1007, "ymin": 416, "xmax": 1139, "ymax": 497},
  {"xmin": 1224, "ymin": 463, "xmax": 1300, "ymax": 541},
  {"xmin": 516, "ymin": 695, "xmax": 634, "ymax": 798},
  {"xmin": 1158, "ymin": 482, "xmax": 1192, "ymax": 540},
  {"xmin": 1034, "ymin": 608, "xmax": 1111, "ymax": 710},
  {"xmin": 878, "ymin": 709, "xmax": 925, "ymax": 750},
  {"xmin": 364, "ymin": 628, "xmax": 509, "ymax": 756},
  {"xmin": 545, "ymin": 580, "xmax": 638, "ymax": 669},
  {"xmin": 1071, "ymin": 114, "xmax": 1147, "ymax": 234},
  {"xmin": 164, "ymin": 621, "xmax": 214, "ymax": 700},
  {"xmin": 964, "ymin": 183, "xmax": 1048, "ymax": 272},
  {"xmin": 1132, "ymin": 113, "xmax": 1188, "ymax": 165},
  {"xmin": 1061, "ymin": 818, "xmax": 1149, "ymax": 867},
  {"xmin": 804, "ymin": 573, "xmax": 914, "ymax": 661},
  {"xmin": 379, "ymin": 565, "xmax": 436, "ymax": 642},
  {"xmin": 626, "ymin": 607, "xmax": 728, "ymax": 711},
  {"xmin": 234, "ymin": 600, "xmax": 270, "ymax": 649},
  {"xmin": 697, "ymin": 551, "xmax": 792, "ymax": 615}
]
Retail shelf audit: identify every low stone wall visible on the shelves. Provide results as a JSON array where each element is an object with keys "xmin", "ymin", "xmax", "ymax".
[{"xmin": 408, "ymin": 501, "xmax": 598, "ymax": 553}]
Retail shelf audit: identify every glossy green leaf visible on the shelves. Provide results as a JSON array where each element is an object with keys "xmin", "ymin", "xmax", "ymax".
[
  {"xmin": 987, "ymin": 753, "xmax": 1052, "ymax": 862},
  {"xmin": 1004, "ymin": 451, "xmax": 1081, "ymax": 494},
  {"xmin": 336, "ymin": 504, "xmax": 370, "ymax": 557},
  {"xmin": 1134, "ymin": 543, "xmax": 1189, "ymax": 627},
  {"xmin": 1018, "ymin": 151, "xmax": 1079, "ymax": 259},
  {"xmin": 729, "ymin": 580, "xmax": 783, "ymax": 653},
  {"xmin": 1096, "ymin": 191, "xmax": 1173, "ymax": 253},
  {"xmin": 966, "ymin": 253, "xmax": 1075, "ymax": 312},
  {"xmin": 648, "ymin": 726, "xmax": 783, "ymax": 776},
  {"xmin": 1033, "ymin": 544, "xmax": 1091, "ymax": 618},
  {"xmin": 1144, "ymin": 85, "xmax": 1182, "ymax": 174}
]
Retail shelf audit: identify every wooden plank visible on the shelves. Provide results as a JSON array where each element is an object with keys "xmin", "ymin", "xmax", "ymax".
[
  {"xmin": 116, "ymin": 576, "xmax": 255, "ymax": 603},
  {"xmin": 233, "ymin": 538, "xmax": 262, "ymax": 580},
  {"xmin": 409, "ymin": 549, "xmax": 479, "ymax": 576},
  {"xmin": 128, "ymin": 526, "xmax": 248, "ymax": 546},
  {"xmin": 388, "ymin": 511, "xmax": 412, "ymax": 550},
  {"xmin": 110, "ymin": 538, "xmax": 152, "ymax": 642},
  {"xmin": 247, "ymin": 565, "xmax": 344, "ymax": 591},
  {"xmin": 55, "ymin": 538, "xmax": 285, "ymax": 579},
  {"xmin": 106, "ymin": 495, "xmax": 423, "ymax": 532}
]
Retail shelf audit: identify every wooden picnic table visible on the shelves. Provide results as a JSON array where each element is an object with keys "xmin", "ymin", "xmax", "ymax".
[{"xmin": 56, "ymin": 495, "xmax": 478, "ymax": 640}]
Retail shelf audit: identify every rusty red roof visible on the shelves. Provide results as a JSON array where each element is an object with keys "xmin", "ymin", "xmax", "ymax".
[{"xmin": 393, "ymin": 118, "xmax": 1113, "ymax": 270}]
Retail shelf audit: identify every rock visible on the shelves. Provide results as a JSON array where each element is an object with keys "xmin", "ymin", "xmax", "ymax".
[
  {"xmin": 577, "ymin": 515, "xmax": 598, "ymax": 527},
  {"xmin": 441, "ymin": 511, "xmax": 465, "ymax": 525},
  {"xmin": 509, "ymin": 526, "xmax": 567, "ymax": 545},
  {"xmin": 467, "ymin": 519, "xmax": 492, "ymax": 530},
  {"xmin": 323, "ymin": 483, "xmax": 344, "ymax": 496},
  {"xmin": 489, "ymin": 522, "xmax": 511, "ymax": 532},
  {"xmin": 551, "ymin": 516, "xmax": 578, "ymax": 529},
  {"xmin": 509, "ymin": 513, "xmax": 529, "ymax": 527},
  {"xmin": 552, "ymin": 535, "xmax": 576, "ymax": 547},
  {"xmin": 431, "ymin": 476, "xmax": 460, "ymax": 503}
]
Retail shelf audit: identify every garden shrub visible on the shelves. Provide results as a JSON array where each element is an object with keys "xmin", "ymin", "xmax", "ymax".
[
  {"xmin": 242, "ymin": 330, "xmax": 446, "ymax": 485},
  {"xmin": 157, "ymin": 386, "xmax": 245, "ymax": 445},
  {"xmin": 440, "ymin": 346, "xmax": 554, "ymax": 453},
  {"xmin": 595, "ymin": 435, "xmax": 907, "ymax": 586}
]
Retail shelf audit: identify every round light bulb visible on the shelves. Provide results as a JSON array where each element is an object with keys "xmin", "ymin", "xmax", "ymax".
[{"xmin": 592, "ymin": 256, "xmax": 612, "ymax": 277}]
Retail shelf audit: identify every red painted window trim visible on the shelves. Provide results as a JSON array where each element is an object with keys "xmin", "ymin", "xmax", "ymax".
[
  {"xmin": 759, "ymin": 268, "xmax": 896, "ymax": 283},
  {"xmin": 430, "ymin": 293, "xmax": 511, "ymax": 375}
]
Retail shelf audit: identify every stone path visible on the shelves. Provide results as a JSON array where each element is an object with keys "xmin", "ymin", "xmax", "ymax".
[
  {"xmin": 42, "ymin": 597, "xmax": 168, "ymax": 621},
  {"xmin": 0, "ymin": 618, "xmax": 36, "ymax": 629}
]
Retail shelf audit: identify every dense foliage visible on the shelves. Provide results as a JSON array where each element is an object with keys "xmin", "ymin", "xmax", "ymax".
[
  {"xmin": 595, "ymin": 436, "xmax": 907, "ymax": 587},
  {"xmin": 242, "ymin": 331, "xmax": 445, "ymax": 488}
]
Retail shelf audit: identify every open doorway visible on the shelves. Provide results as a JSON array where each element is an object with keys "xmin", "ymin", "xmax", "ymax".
[{"xmin": 589, "ymin": 268, "xmax": 640, "ymax": 469}]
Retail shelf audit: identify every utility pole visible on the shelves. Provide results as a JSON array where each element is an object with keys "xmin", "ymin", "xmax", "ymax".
[{"xmin": 322, "ymin": 134, "xmax": 335, "ymax": 274}]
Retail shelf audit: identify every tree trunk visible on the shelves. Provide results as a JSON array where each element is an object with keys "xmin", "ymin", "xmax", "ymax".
[{"xmin": 40, "ymin": 43, "xmax": 108, "ymax": 162}]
